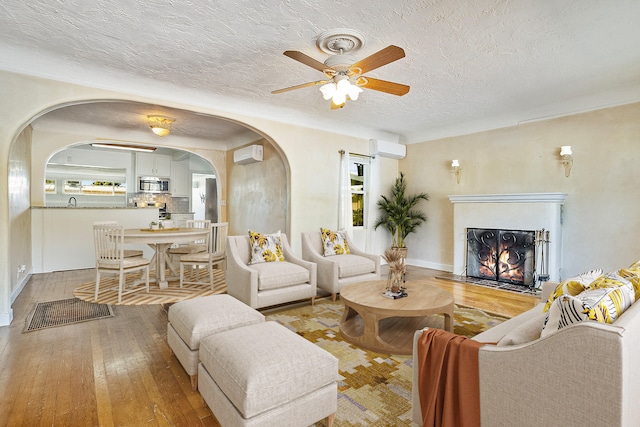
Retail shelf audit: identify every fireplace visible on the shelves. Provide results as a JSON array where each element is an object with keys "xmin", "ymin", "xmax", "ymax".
[
  {"xmin": 449, "ymin": 193, "xmax": 566, "ymax": 283},
  {"xmin": 466, "ymin": 228, "xmax": 536, "ymax": 287}
]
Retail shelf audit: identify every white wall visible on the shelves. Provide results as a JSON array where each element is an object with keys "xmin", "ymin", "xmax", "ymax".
[{"xmin": 401, "ymin": 102, "xmax": 640, "ymax": 278}]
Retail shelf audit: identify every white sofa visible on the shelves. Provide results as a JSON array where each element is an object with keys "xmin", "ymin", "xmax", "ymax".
[
  {"xmin": 226, "ymin": 234, "xmax": 317, "ymax": 309},
  {"xmin": 301, "ymin": 231, "xmax": 380, "ymax": 301},
  {"xmin": 412, "ymin": 281, "xmax": 640, "ymax": 426}
]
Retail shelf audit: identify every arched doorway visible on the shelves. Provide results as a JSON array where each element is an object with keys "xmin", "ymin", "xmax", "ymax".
[{"xmin": 25, "ymin": 100, "xmax": 291, "ymax": 272}]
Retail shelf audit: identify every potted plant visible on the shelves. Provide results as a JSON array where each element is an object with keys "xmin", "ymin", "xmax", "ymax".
[{"xmin": 374, "ymin": 172, "xmax": 429, "ymax": 256}]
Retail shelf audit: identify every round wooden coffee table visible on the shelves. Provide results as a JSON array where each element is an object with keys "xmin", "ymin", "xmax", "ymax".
[{"xmin": 339, "ymin": 280, "xmax": 454, "ymax": 355}]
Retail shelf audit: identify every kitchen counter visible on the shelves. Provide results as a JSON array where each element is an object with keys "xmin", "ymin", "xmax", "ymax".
[
  {"xmin": 32, "ymin": 206, "xmax": 159, "ymax": 209},
  {"xmin": 31, "ymin": 206, "xmax": 160, "ymax": 272}
]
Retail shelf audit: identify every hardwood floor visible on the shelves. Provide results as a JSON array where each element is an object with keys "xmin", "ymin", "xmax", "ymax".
[
  {"xmin": 399, "ymin": 265, "xmax": 540, "ymax": 318},
  {"xmin": 0, "ymin": 269, "xmax": 220, "ymax": 426},
  {"xmin": 0, "ymin": 266, "xmax": 539, "ymax": 426}
]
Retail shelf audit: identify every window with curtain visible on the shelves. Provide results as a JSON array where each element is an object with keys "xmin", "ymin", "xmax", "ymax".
[{"xmin": 349, "ymin": 155, "xmax": 369, "ymax": 227}]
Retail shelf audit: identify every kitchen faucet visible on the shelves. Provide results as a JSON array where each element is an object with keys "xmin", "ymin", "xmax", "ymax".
[{"xmin": 67, "ymin": 197, "xmax": 77, "ymax": 207}]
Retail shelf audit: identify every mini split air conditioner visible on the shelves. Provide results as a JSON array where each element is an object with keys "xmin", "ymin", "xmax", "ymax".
[
  {"xmin": 369, "ymin": 139, "xmax": 406, "ymax": 160},
  {"xmin": 233, "ymin": 145, "xmax": 263, "ymax": 165}
]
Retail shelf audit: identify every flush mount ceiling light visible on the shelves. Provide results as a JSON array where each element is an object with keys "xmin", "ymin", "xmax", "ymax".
[{"xmin": 147, "ymin": 115, "xmax": 174, "ymax": 137}]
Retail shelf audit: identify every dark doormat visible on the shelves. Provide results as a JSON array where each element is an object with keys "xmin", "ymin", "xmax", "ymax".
[{"xmin": 24, "ymin": 298, "xmax": 114, "ymax": 333}]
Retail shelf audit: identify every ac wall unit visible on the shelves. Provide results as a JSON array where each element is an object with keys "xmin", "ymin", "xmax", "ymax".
[
  {"xmin": 233, "ymin": 145, "xmax": 263, "ymax": 164},
  {"xmin": 369, "ymin": 139, "xmax": 406, "ymax": 160}
]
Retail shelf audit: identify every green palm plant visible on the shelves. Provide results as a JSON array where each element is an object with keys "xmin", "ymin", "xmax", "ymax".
[{"xmin": 374, "ymin": 172, "xmax": 429, "ymax": 248}]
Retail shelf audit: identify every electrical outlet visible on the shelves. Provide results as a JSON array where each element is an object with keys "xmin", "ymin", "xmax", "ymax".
[{"xmin": 18, "ymin": 265, "xmax": 26, "ymax": 273}]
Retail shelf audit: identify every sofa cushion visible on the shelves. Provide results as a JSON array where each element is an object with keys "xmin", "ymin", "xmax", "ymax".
[
  {"xmin": 251, "ymin": 261, "xmax": 310, "ymax": 291},
  {"xmin": 497, "ymin": 310, "xmax": 546, "ymax": 346},
  {"xmin": 321, "ymin": 228, "xmax": 351, "ymax": 256},
  {"xmin": 472, "ymin": 303, "xmax": 544, "ymax": 343},
  {"xmin": 541, "ymin": 281, "xmax": 635, "ymax": 337},
  {"xmin": 334, "ymin": 254, "xmax": 375, "ymax": 278},
  {"xmin": 543, "ymin": 268, "xmax": 603, "ymax": 312},
  {"xmin": 248, "ymin": 230, "xmax": 284, "ymax": 264}
]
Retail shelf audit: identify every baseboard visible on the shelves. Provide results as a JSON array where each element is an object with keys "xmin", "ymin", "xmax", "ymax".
[
  {"xmin": 0, "ymin": 309, "xmax": 13, "ymax": 326},
  {"xmin": 11, "ymin": 273, "xmax": 31, "ymax": 304},
  {"xmin": 0, "ymin": 273, "xmax": 31, "ymax": 326},
  {"xmin": 405, "ymin": 258, "xmax": 452, "ymax": 273}
]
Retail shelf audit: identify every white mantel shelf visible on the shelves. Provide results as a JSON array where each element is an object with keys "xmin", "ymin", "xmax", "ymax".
[{"xmin": 449, "ymin": 193, "xmax": 567, "ymax": 204}]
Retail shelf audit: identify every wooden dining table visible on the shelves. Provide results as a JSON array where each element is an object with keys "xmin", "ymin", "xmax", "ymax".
[{"xmin": 124, "ymin": 228, "xmax": 210, "ymax": 289}]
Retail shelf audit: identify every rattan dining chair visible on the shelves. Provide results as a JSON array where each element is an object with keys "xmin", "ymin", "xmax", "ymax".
[{"xmin": 93, "ymin": 223, "xmax": 150, "ymax": 303}]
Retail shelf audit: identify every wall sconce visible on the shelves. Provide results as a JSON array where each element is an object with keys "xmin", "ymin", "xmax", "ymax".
[
  {"xmin": 147, "ymin": 115, "xmax": 174, "ymax": 137},
  {"xmin": 451, "ymin": 159, "xmax": 461, "ymax": 184},
  {"xmin": 560, "ymin": 146, "xmax": 573, "ymax": 177}
]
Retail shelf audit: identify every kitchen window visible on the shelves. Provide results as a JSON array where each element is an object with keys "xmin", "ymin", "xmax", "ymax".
[
  {"xmin": 62, "ymin": 179, "xmax": 126, "ymax": 196},
  {"xmin": 45, "ymin": 179, "xmax": 56, "ymax": 194}
]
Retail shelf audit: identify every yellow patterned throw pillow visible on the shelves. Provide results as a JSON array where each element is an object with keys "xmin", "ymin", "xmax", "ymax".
[
  {"xmin": 248, "ymin": 230, "xmax": 284, "ymax": 264},
  {"xmin": 592, "ymin": 269, "xmax": 640, "ymax": 302},
  {"xmin": 320, "ymin": 228, "xmax": 351, "ymax": 256},
  {"xmin": 541, "ymin": 281, "xmax": 635, "ymax": 337},
  {"xmin": 543, "ymin": 269, "xmax": 603, "ymax": 312},
  {"xmin": 621, "ymin": 261, "xmax": 640, "ymax": 301}
]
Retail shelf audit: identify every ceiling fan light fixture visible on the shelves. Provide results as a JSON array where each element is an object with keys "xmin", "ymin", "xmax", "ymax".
[
  {"xmin": 333, "ymin": 92, "xmax": 347, "ymax": 106},
  {"xmin": 336, "ymin": 78, "xmax": 351, "ymax": 92},
  {"xmin": 319, "ymin": 82, "xmax": 336, "ymax": 100},
  {"xmin": 347, "ymin": 84, "xmax": 363, "ymax": 100},
  {"xmin": 147, "ymin": 115, "xmax": 174, "ymax": 137}
]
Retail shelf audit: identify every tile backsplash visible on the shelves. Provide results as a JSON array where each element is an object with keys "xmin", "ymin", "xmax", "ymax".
[{"xmin": 129, "ymin": 194, "xmax": 190, "ymax": 213}]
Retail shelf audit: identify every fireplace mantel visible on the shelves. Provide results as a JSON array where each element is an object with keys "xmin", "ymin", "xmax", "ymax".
[
  {"xmin": 449, "ymin": 192, "xmax": 567, "ymax": 283},
  {"xmin": 449, "ymin": 193, "xmax": 567, "ymax": 204}
]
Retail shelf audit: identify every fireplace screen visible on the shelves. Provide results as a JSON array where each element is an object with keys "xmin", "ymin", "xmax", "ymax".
[{"xmin": 466, "ymin": 228, "xmax": 536, "ymax": 286}]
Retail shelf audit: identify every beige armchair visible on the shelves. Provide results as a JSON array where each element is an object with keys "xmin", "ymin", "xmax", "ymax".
[
  {"xmin": 226, "ymin": 234, "xmax": 317, "ymax": 309},
  {"xmin": 301, "ymin": 231, "xmax": 380, "ymax": 301}
]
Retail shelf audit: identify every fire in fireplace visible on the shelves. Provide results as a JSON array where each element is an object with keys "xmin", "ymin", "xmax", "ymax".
[{"xmin": 466, "ymin": 228, "xmax": 536, "ymax": 287}]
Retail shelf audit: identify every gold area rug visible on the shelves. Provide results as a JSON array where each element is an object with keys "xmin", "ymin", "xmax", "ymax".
[
  {"xmin": 73, "ymin": 269, "xmax": 226, "ymax": 305},
  {"xmin": 264, "ymin": 299, "xmax": 508, "ymax": 427}
]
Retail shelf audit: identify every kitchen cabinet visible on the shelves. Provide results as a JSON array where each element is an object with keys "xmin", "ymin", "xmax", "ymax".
[
  {"xmin": 171, "ymin": 161, "xmax": 190, "ymax": 197},
  {"xmin": 136, "ymin": 153, "xmax": 171, "ymax": 177}
]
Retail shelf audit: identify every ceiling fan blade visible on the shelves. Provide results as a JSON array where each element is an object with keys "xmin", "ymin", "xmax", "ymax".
[
  {"xmin": 359, "ymin": 77, "xmax": 410, "ymax": 96},
  {"xmin": 271, "ymin": 80, "xmax": 328, "ymax": 94},
  {"xmin": 283, "ymin": 50, "xmax": 329, "ymax": 73},
  {"xmin": 350, "ymin": 45, "xmax": 405, "ymax": 74}
]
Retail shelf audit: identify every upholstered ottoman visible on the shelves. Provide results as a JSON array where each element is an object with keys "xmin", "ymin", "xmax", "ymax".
[
  {"xmin": 198, "ymin": 321, "xmax": 338, "ymax": 427},
  {"xmin": 167, "ymin": 294, "xmax": 265, "ymax": 390}
]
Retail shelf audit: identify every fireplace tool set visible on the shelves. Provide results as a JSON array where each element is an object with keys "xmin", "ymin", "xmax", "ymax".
[{"xmin": 534, "ymin": 229, "xmax": 551, "ymax": 289}]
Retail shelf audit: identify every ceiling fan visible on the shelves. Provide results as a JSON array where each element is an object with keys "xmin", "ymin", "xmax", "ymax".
[{"xmin": 272, "ymin": 31, "xmax": 410, "ymax": 109}]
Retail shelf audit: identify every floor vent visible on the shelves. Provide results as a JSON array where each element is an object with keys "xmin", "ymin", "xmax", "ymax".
[{"xmin": 24, "ymin": 298, "xmax": 113, "ymax": 333}]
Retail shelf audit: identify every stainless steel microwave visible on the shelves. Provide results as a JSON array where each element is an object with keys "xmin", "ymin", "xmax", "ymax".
[{"xmin": 137, "ymin": 176, "xmax": 170, "ymax": 193}]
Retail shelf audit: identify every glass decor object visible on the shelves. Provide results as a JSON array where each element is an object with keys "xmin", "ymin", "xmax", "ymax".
[{"xmin": 383, "ymin": 247, "xmax": 406, "ymax": 293}]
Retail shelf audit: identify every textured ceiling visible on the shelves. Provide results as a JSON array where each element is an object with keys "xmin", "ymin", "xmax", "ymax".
[{"xmin": 1, "ymin": 0, "xmax": 640, "ymax": 145}]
